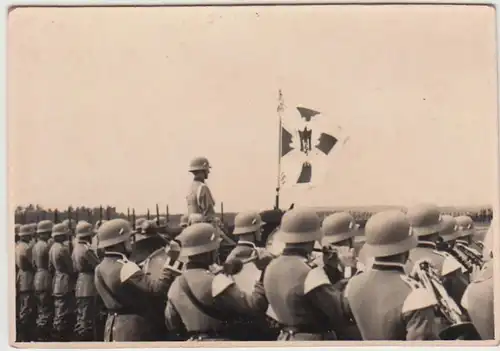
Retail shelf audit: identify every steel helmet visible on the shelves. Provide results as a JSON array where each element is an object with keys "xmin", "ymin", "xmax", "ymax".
[
  {"xmin": 439, "ymin": 215, "xmax": 460, "ymax": 243},
  {"xmin": 156, "ymin": 216, "xmax": 168, "ymax": 229},
  {"xmin": 177, "ymin": 222, "xmax": 222, "ymax": 257},
  {"xmin": 94, "ymin": 219, "xmax": 108, "ymax": 232},
  {"xmin": 140, "ymin": 220, "xmax": 158, "ymax": 235},
  {"xmin": 233, "ymin": 211, "xmax": 266, "ymax": 235},
  {"xmin": 455, "ymin": 215, "xmax": 475, "ymax": 238},
  {"xmin": 135, "ymin": 218, "xmax": 146, "ymax": 230},
  {"xmin": 321, "ymin": 212, "xmax": 360, "ymax": 246},
  {"xmin": 97, "ymin": 219, "xmax": 134, "ymax": 249},
  {"xmin": 179, "ymin": 214, "xmax": 189, "ymax": 228},
  {"xmin": 52, "ymin": 223, "xmax": 70, "ymax": 238},
  {"xmin": 18, "ymin": 224, "xmax": 35, "ymax": 238},
  {"xmin": 188, "ymin": 213, "xmax": 204, "ymax": 226},
  {"xmin": 406, "ymin": 203, "xmax": 443, "ymax": 237},
  {"xmin": 189, "ymin": 157, "xmax": 211, "ymax": 172},
  {"xmin": 75, "ymin": 221, "xmax": 94, "ymax": 238},
  {"xmin": 276, "ymin": 208, "xmax": 322, "ymax": 244},
  {"xmin": 62, "ymin": 218, "xmax": 77, "ymax": 230},
  {"xmin": 36, "ymin": 220, "xmax": 54, "ymax": 235},
  {"xmin": 362, "ymin": 210, "xmax": 417, "ymax": 257}
]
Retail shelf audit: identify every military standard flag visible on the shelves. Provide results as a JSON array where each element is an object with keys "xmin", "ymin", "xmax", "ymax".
[{"xmin": 278, "ymin": 92, "xmax": 347, "ymax": 189}]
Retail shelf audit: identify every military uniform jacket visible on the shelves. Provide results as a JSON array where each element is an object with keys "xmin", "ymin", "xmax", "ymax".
[
  {"xmin": 263, "ymin": 248, "xmax": 349, "ymax": 335},
  {"xmin": 32, "ymin": 239, "xmax": 52, "ymax": 292},
  {"xmin": 406, "ymin": 242, "xmax": 468, "ymax": 304},
  {"xmin": 225, "ymin": 241, "xmax": 257, "ymax": 262},
  {"xmin": 165, "ymin": 262, "xmax": 268, "ymax": 336},
  {"xmin": 72, "ymin": 241, "xmax": 100, "ymax": 297},
  {"xmin": 15, "ymin": 241, "xmax": 34, "ymax": 293},
  {"xmin": 49, "ymin": 241, "xmax": 75, "ymax": 296},
  {"xmin": 461, "ymin": 260, "xmax": 494, "ymax": 340},
  {"xmin": 186, "ymin": 180, "xmax": 216, "ymax": 221},
  {"xmin": 345, "ymin": 261, "xmax": 438, "ymax": 340}
]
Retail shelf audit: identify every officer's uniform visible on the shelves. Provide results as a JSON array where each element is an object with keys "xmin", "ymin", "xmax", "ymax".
[
  {"xmin": 165, "ymin": 223, "xmax": 270, "ymax": 341},
  {"xmin": 405, "ymin": 204, "xmax": 467, "ymax": 305},
  {"xmin": 49, "ymin": 223, "xmax": 76, "ymax": 341},
  {"xmin": 94, "ymin": 219, "xmax": 176, "ymax": 341},
  {"xmin": 186, "ymin": 157, "xmax": 216, "ymax": 222},
  {"xmin": 72, "ymin": 221, "xmax": 100, "ymax": 341},
  {"xmin": 263, "ymin": 209, "xmax": 351, "ymax": 341},
  {"xmin": 226, "ymin": 211, "xmax": 266, "ymax": 262},
  {"xmin": 32, "ymin": 220, "xmax": 55, "ymax": 341},
  {"xmin": 15, "ymin": 225, "xmax": 36, "ymax": 342},
  {"xmin": 461, "ymin": 259, "xmax": 494, "ymax": 340},
  {"xmin": 345, "ymin": 210, "xmax": 439, "ymax": 340}
]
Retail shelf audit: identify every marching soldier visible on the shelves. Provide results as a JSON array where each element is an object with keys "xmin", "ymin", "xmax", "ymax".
[
  {"xmin": 32, "ymin": 220, "xmax": 55, "ymax": 341},
  {"xmin": 72, "ymin": 221, "xmax": 100, "ymax": 341},
  {"xmin": 263, "ymin": 208, "xmax": 351, "ymax": 341},
  {"xmin": 164, "ymin": 222, "xmax": 271, "ymax": 341},
  {"xmin": 405, "ymin": 204, "xmax": 468, "ymax": 305},
  {"xmin": 49, "ymin": 223, "xmax": 76, "ymax": 341},
  {"xmin": 226, "ymin": 211, "xmax": 266, "ymax": 262},
  {"xmin": 186, "ymin": 156, "xmax": 216, "ymax": 222},
  {"xmin": 345, "ymin": 210, "xmax": 439, "ymax": 340},
  {"xmin": 15, "ymin": 224, "xmax": 36, "ymax": 342},
  {"xmin": 94, "ymin": 219, "xmax": 177, "ymax": 341},
  {"xmin": 180, "ymin": 214, "xmax": 189, "ymax": 229}
]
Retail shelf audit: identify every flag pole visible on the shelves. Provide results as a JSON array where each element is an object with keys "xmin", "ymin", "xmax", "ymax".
[{"xmin": 275, "ymin": 89, "xmax": 284, "ymax": 211}]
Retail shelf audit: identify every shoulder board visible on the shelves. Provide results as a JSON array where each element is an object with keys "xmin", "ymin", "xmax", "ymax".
[
  {"xmin": 119, "ymin": 260, "xmax": 141, "ymax": 283},
  {"xmin": 460, "ymin": 286, "xmax": 470, "ymax": 311},
  {"xmin": 211, "ymin": 274, "xmax": 235, "ymax": 298},
  {"xmin": 304, "ymin": 266, "xmax": 331, "ymax": 295},
  {"xmin": 441, "ymin": 255, "xmax": 462, "ymax": 276},
  {"xmin": 399, "ymin": 274, "xmax": 422, "ymax": 290},
  {"xmin": 402, "ymin": 287, "xmax": 437, "ymax": 314}
]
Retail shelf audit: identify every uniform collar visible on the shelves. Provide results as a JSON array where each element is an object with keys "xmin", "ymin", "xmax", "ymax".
[
  {"xmin": 372, "ymin": 261, "xmax": 406, "ymax": 273},
  {"xmin": 282, "ymin": 247, "xmax": 310, "ymax": 258},
  {"xmin": 417, "ymin": 240, "xmax": 437, "ymax": 249},
  {"xmin": 104, "ymin": 251, "xmax": 127, "ymax": 260},
  {"xmin": 238, "ymin": 240, "xmax": 256, "ymax": 249}
]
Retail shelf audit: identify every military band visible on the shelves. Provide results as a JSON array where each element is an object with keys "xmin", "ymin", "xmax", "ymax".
[{"xmin": 14, "ymin": 157, "xmax": 495, "ymax": 342}]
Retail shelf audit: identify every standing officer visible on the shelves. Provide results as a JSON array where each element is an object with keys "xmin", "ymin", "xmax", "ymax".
[
  {"xmin": 49, "ymin": 223, "xmax": 76, "ymax": 341},
  {"xmin": 405, "ymin": 203, "xmax": 467, "ymax": 304},
  {"xmin": 15, "ymin": 224, "xmax": 36, "ymax": 342},
  {"xmin": 94, "ymin": 219, "xmax": 177, "ymax": 341},
  {"xmin": 263, "ymin": 208, "xmax": 351, "ymax": 341},
  {"xmin": 186, "ymin": 156, "xmax": 216, "ymax": 222},
  {"xmin": 345, "ymin": 210, "xmax": 439, "ymax": 340},
  {"xmin": 164, "ymin": 222, "xmax": 271, "ymax": 341},
  {"xmin": 32, "ymin": 220, "xmax": 54, "ymax": 341},
  {"xmin": 226, "ymin": 211, "xmax": 266, "ymax": 262},
  {"xmin": 72, "ymin": 221, "xmax": 100, "ymax": 341}
]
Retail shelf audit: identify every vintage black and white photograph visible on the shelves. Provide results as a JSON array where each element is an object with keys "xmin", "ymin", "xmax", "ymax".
[{"xmin": 8, "ymin": 4, "xmax": 498, "ymax": 346}]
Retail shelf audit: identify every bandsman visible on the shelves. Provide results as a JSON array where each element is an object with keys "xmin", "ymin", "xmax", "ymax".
[
  {"xmin": 49, "ymin": 223, "xmax": 76, "ymax": 341},
  {"xmin": 263, "ymin": 208, "xmax": 351, "ymax": 341},
  {"xmin": 345, "ymin": 210, "xmax": 439, "ymax": 340},
  {"xmin": 72, "ymin": 221, "xmax": 100, "ymax": 341},
  {"xmin": 405, "ymin": 204, "xmax": 468, "ymax": 305},
  {"xmin": 226, "ymin": 211, "xmax": 266, "ymax": 262},
  {"xmin": 129, "ymin": 220, "xmax": 166, "ymax": 265},
  {"xmin": 94, "ymin": 219, "xmax": 177, "ymax": 341},
  {"xmin": 15, "ymin": 224, "xmax": 36, "ymax": 342},
  {"xmin": 32, "ymin": 220, "xmax": 54, "ymax": 341},
  {"xmin": 164, "ymin": 222, "xmax": 271, "ymax": 341},
  {"xmin": 455, "ymin": 215, "xmax": 483, "ymax": 255}
]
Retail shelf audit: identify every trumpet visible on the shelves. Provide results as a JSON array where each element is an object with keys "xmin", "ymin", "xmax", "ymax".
[{"xmin": 412, "ymin": 260, "xmax": 480, "ymax": 340}]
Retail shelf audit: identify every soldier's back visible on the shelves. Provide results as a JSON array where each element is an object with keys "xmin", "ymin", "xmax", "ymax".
[
  {"xmin": 226, "ymin": 244, "xmax": 255, "ymax": 262},
  {"xmin": 16, "ymin": 242, "xmax": 34, "ymax": 292},
  {"xmin": 33, "ymin": 240, "xmax": 52, "ymax": 293},
  {"xmin": 72, "ymin": 242, "xmax": 97, "ymax": 297}
]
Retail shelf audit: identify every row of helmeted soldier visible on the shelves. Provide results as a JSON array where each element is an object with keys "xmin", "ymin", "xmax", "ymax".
[{"xmin": 14, "ymin": 203, "xmax": 494, "ymax": 342}]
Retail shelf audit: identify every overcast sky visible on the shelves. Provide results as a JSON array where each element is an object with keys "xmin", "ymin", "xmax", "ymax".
[{"xmin": 8, "ymin": 5, "xmax": 497, "ymax": 214}]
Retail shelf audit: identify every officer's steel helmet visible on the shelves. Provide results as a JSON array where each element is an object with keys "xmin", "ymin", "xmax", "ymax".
[
  {"xmin": 36, "ymin": 220, "xmax": 54, "ymax": 234},
  {"xmin": 233, "ymin": 211, "xmax": 266, "ymax": 235},
  {"xmin": 76, "ymin": 221, "xmax": 94, "ymax": 238},
  {"xmin": 455, "ymin": 215, "xmax": 475, "ymax": 238},
  {"xmin": 179, "ymin": 214, "xmax": 189, "ymax": 228},
  {"xmin": 177, "ymin": 222, "xmax": 222, "ymax": 257},
  {"xmin": 276, "ymin": 208, "xmax": 322, "ymax": 244},
  {"xmin": 140, "ymin": 220, "xmax": 158, "ymax": 235},
  {"xmin": 14, "ymin": 224, "xmax": 21, "ymax": 235},
  {"xmin": 188, "ymin": 213, "xmax": 204, "ymax": 226},
  {"xmin": 362, "ymin": 210, "xmax": 417, "ymax": 258},
  {"xmin": 189, "ymin": 157, "xmax": 211, "ymax": 173},
  {"xmin": 19, "ymin": 224, "xmax": 35, "ymax": 237},
  {"xmin": 406, "ymin": 203, "xmax": 443, "ymax": 237},
  {"xmin": 321, "ymin": 212, "xmax": 360, "ymax": 246},
  {"xmin": 97, "ymin": 219, "xmax": 134, "ymax": 249},
  {"xmin": 52, "ymin": 223, "xmax": 70, "ymax": 238},
  {"xmin": 439, "ymin": 215, "xmax": 460, "ymax": 243}
]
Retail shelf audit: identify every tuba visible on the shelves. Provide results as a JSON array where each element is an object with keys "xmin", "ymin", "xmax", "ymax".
[{"xmin": 412, "ymin": 260, "xmax": 481, "ymax": 340}]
